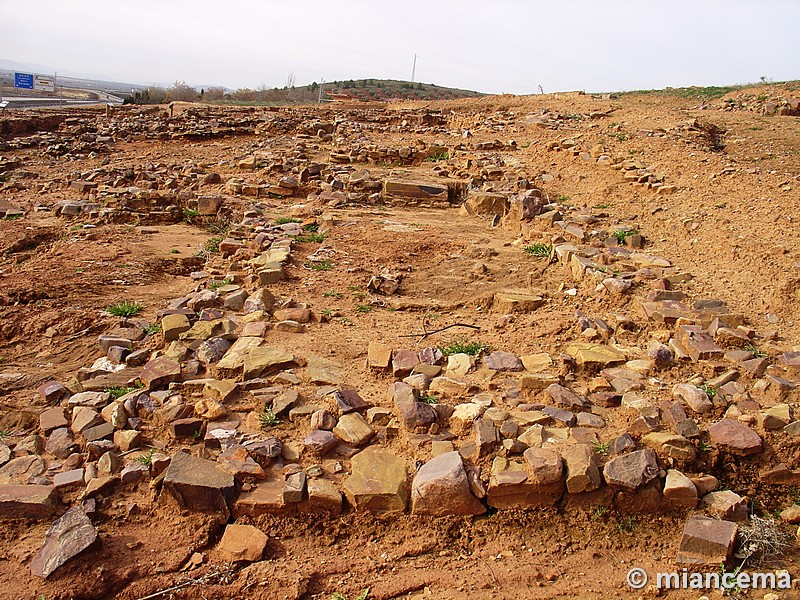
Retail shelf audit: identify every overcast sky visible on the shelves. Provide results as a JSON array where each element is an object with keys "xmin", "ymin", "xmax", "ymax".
[{"xmin": 1, "ymin": 0, "xmax": 798, "ymax": 94}]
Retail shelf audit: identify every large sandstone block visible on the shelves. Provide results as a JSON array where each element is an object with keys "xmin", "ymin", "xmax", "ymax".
[
  {"xmin": 707, "ymin": 419, "xmax": 762, "ymax": 456},
  {"xmin": 602, "ymin": 449, "xmax": 659, "ymax": 492},
  {"xmin": 0, "ymin": 484, "xmax": 58, "ymax": 519},
  {"xmin": 30, "ymin": 506, "xmax": 97, "ymax": 578},
  {"xmin": 675, "ymin": 515, "xmax": 737, "ymax": 565},
  {"xmin": 383, "ymin": 180, "xmax": 448, "ymax": 203},
  {"xmin": 162, "ymin": 452, "xmax": 234, "ymax": 519},
  {"xmin": 344, "ymin": 447, "xmax": 408, "ymax": 513},
  {"xmin": 561, "ymin": 444, "xmax": 601, "ymax": 494},
  {"xmin": 411, "ymin": 452, "xmax": 485, "ymax": 516}
]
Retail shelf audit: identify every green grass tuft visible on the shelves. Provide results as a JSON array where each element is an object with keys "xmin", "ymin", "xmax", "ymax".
[
  {"xmin": 294, "ymin": 232, "xmax": 326, "ymax": 243},
  {"xmin": 275, "ymin": 217, "xmax": 301, "ymax": 225},
  {"xmin": 142, "ymin": 323, "xmax": 162, "ymax": 336},
  {"xmin": 208, "ymin": 278, "xmax": 232, "ymax": 290},
  {"xmin": 306, "ymin": 260, "xmax": 335, "ymax": 271},
  {"xmin": 258, "ymin": 408, "xmax": 281, "ymax": 428},
  {"xmin": 439, "ymin": 339, "xmax": 488, "ymax": 357},
  {"xmin": 524, "ymin": 243, "xmax": 553, "ymax": 258},
  {"xmin": 612, "ymin": 229, "xmax": 639, "ymax": 244},
  {"xmin": 106, "ymin": 301, "xmax": 143, "ymax": 317},
  {"xmin": 204, "ymin": 237, "xmax": 221, "ymax": 253}
]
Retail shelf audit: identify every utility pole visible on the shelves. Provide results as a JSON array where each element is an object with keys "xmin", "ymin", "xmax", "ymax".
[
  {"xmin": 318, "ymin": 78, "xmax": 324, "ymax": 104},
  {"xmin": 411, "ymin": 54, "xmax": 417, "ymax": 83}
]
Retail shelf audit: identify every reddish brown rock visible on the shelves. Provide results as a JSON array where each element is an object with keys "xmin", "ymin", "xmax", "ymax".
[
  {"xmin": 707, "ymin": 419, "xmax": 762, "ymax": 456},
  {"xmin": 216, "ymin": 524, "xmax": 267, "ymax": 563},
  {"xmin": 675, "ymin": 515, "xmax": 737, "ymax": 565},
  {"xmin": 411, "ymin": 451, "xmax": 485, "ymax": 516},
  {"xmin": 30, "ymin": 506, "xmax": 97, "ymax": 578}
]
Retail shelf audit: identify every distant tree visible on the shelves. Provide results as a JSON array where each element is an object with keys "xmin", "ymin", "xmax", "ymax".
[
  {"xmin": 309, "ymin": 81, "xmax": 319, "ymax": 91},
  {"xmin": 132, "ymin": 86, "xmax": 167, "ymax": 104},
  {"xmin": 231, "ymin": 88, "xmax": 257, "ymax": 102},
  {"xmin": 416, "ymin": 82, "xmax": 424, "ymax": 90},
  {"xmin": 166, "ymin": 80, "xmax": 198, "ymax": 102},
  {"xmin": 204, "ymin": 87, "xmax": 226, "ymax": 102}
]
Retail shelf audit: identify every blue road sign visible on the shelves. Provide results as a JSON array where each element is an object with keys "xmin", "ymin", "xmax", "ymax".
[{"xmin": 14, "ymin": 73, "xmax": 34, "ymax": 89}]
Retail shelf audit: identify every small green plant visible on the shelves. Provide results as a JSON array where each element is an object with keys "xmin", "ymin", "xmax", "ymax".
[
  {"xmin": 204, "ymin": 237, "xmax": 221, "ymax": 253},
  {"xmin": 208, "ymin": 278, "xmax": 232, "ymax": 290},
  {"xmin": 331, "ymin": 589, "xmax": 370, "ymax": 600},
  {"xmin": 613, "ymin": 132, "xmax": 627, "ymax": 142},
  {"xmin": 616, "ymin": 515, "xmax": 636, "ymax": 534},
  {"xmin": 439, "ymin": 339, "xmax": 488, "ymax": 357},
  {"xmin": 142, "ymin": 323, "xmax": 162, "ymax": 336},
  {"xmin": 699, "ymin": 440, "xmax": 713, "ymax": 453},
  {"xmin": 321, "ymin": 308, "xmax": 334, "ymax": 317},
  {"xmin": 134, "ymin": 448, "xmax": 156, "ymax": 467},
  {"xmin": 105, "ymin": 301, "xmax": 143, "ymax": 317},
  {"xmin": 5, "ymin": 213, "xmax": 22, "ymax": 221},
  {"xmin": 591, "ymin": 505, "xmax": 609, "ymax": 520},
  {"xmin": 0, "ymin": 430, "xmax": 10, "ymax": 441},
  {"xmin": 323, "ymin": 290, "xmax": 342, "ymax": 298},
  {"xmin": 355, "ymin": 304, "xmax": 373, "ymax": 313},
  {"xmin": 352, "ymin": 291, "xmax": 367, "ymax": 300},
  {"xmin": 275, "ymin": 217, "xmax": 301, "ymax": 225},
  {"xmin": 170, "ymin": 248, "xmax": 180, "ymax": 254},
  {"xmin": 744, "ymin": 342, "xmax": 767, "ymax": 358},
  {"xmin": 592, "ymin": 203, "xmax": 613, "ymax": 209},
  {"xmin": 105, "ymin": 384, "xmax": 142, "ymax": 399},
  {"xmin": 700, "ymin": 384, "xmax": 717, "ymax": 399},
  {"xmin": 612, "ymin": 229, "xmax": 639, "ymax": 244},
  {"xmin": 348, "ymin": 285, "xmax": 364, "ymax": 291},
  {"xmin": 425, "ymin": 150, "xmax": 449, "ymax": 162},
  {"xmin": 557, "ymin": 194, "xmax": 570, "ymax": 203},
  {"xmin": 524, "ymin": 243, "xmax": 553, "ymax": 258},
  {"xmin": 258, "ymin": 408, "xmax": 281, "ymax": 428},
  {"xmin": 418, "ymin": 393, "xmax": 438, "ymax": 405},
  {"xmin": 591, "ymin": 441, "xmax": 610, "ymax": 456},
  {"xmin": 294, "ymin": 232, "xmax": 326, "ymax": 243},
  {"xmin": 303, "ymin": 222, "xmax": 320, "ymax": 232},
  {"xmin": 183, "ymin": 208, "xmax": 200, "ymax": 220},
  {"xmin": 306, "ymin": 260, "xmax": 335, "ymax": 271},
  {"xmin": 75, "ymin": 268, "xmax": 85, "ymax": 274}
]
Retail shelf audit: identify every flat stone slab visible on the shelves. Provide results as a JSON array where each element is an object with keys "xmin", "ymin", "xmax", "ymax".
[
  {"xmin": 0, "ymin": 484, "xmax": 58, "ymax": 519},
  {"xmin": 344, "ymin": 447, "xmax": 408, "ymax": 513},
  {"xmin": 30, "ymin": 506, "xmax": 97, "ymax": 578},
  {"xmin": 492, "ymin": 291, "xmax": 544, "ymax": 313}
]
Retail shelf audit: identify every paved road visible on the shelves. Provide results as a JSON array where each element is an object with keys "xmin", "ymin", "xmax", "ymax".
[{"xmin": 1, "ymin": 94, "xmax": 123, "ymax": 110}]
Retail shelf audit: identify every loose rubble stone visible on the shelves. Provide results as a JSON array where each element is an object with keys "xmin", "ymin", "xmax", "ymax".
[
  {"xmin": 217, "ymin": 524, "xmax": 267, "ymax": 563},
  {"xmin": 700, "ymin": 490, "xmax": 748, "ymax": 521},
  {"xmin": 30, "ymin": 506, "xmax": 98, "ymax": 578}
]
